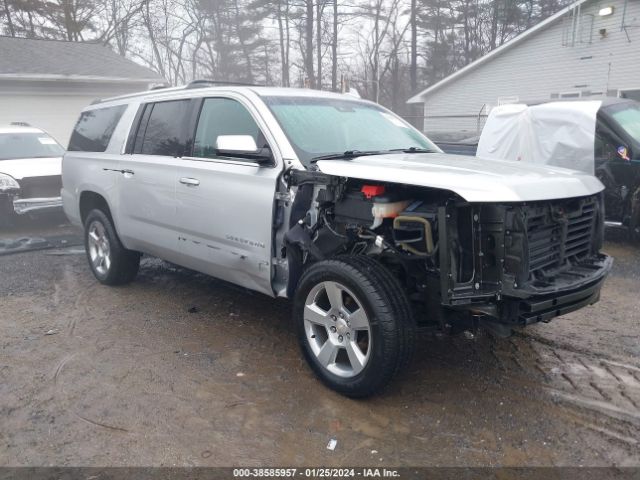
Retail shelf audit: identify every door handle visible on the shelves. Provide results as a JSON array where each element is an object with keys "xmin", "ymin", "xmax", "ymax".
[
  {"xmin": 102, "ymin": 168, "xmax": 134, "ymax": 175},
  {"xmin": 179, "ymin": 177, "xmax": 200, "ymax": 186}
]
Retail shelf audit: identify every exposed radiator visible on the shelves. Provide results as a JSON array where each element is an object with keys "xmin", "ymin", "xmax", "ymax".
[{"xmin": 526, "ymin": 197, "xmax": 597, "ymax": 276}]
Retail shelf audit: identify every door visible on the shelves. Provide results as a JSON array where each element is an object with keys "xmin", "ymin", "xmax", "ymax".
[
  {"xmin": 175, "ymin": 96, "xmax": 281, "ymax": 296},
  {"xmin": 117, "ymin": 98, "xmax": 192, "ymax": 260},
  {"xmin": 594, "ymin": 124, "xmax": 634, "ymax": 222}
]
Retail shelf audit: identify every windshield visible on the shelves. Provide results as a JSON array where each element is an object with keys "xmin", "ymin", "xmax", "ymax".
[
  {"xmin": 0, "ymin": 132, "xmax": 64, "ymax": 160},
  {"xmin": 610, "ymin": 104, "xmax": 640, "ymax": 140},
  {"xmin": 263, "ymin": 96, "xmax": 439, "ymax": 165}
]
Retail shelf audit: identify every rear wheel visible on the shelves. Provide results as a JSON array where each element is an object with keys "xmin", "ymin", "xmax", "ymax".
[
  {"xmin": 84, "ymin": 209, "xmax": 140, "ymax": 285},
  {"xmin": 293, "ymin": 256, "xmax": 415, "ymax": 397}
]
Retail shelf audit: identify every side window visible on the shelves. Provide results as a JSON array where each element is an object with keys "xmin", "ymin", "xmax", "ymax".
[
  {"xmin": 595, "ymin": 128, "xmax": 623, "ymax": 162},
  {"xmin": 193, "ymin": 98, "xmax": 266, "ymax": 159},
  {"xmin": 68, "ymin": 105, "xmax": 126, "ymax": 152},
  {"xmin": 134, "ymin": 99, "xmax": 190, "ymax": 156}
]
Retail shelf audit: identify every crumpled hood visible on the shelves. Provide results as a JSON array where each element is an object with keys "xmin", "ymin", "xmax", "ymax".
[
  {"xmin": 315, "ymin": 153, "xmax": 604, "ymax": 202},
  {"xmin": 0, "ymin": 157, "xmax": 62, "ymax": 180}
]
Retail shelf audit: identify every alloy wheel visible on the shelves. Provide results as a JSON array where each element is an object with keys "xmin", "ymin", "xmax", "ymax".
[
  {"xmin": 87, "ymin": 220, "xmax": 111, "ymax": 276},
  {"xmin": 303, "ymin": 281, "xmax": 372, "ymax": 378}
]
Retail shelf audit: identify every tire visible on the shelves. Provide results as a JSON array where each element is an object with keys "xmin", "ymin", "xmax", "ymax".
[
  {"xmin": 629, "ymin": 189, "xmax": 640, "ymax": 244},
  {"xmin": 293, "ymin": 256, "xmax": 416, "ymax": 398},
  {"xmin": 84, "ymin": 209, "xmax": 140, "ymax": 285},
  {"xmin": 0, "ymin": 196, "xmax": 16, "ymax": 229}
]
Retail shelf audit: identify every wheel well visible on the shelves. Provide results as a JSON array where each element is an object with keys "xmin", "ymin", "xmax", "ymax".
[{"xmin": 79, "ymin": 191, "xmax": 113, "ymax": 225}]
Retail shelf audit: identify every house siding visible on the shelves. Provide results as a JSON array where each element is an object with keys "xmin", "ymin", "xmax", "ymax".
[
  {"xmin": 420, "ymin": 0, "xmax": 640, "ymax": 135},
  {"xmin": 0, "ymin": 80, "xmax": 149, "ymax": 145}
]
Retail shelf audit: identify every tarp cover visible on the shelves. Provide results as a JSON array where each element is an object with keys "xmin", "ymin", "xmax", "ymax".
[{"xmin": 476, "ymin": 101, "xmax": 601, "ymax": 174}]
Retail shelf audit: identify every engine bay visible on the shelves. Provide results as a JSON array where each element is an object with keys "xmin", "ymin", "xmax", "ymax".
[{"xmin": 282, "ymin": 170, "xmax": 612, "ymax": 335}]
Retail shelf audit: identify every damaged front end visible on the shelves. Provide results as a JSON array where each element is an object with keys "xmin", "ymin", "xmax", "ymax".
[
  {"xmin": 280, "ymin": 170, "xmax": 612, "ymax": 337},
  {"xmin": 0, "ymin": 174, "xmax": 64, "ymax": 217},
  {"xmin": 438, "ymin": 193, "xmax": 611, "ymax": 335}
]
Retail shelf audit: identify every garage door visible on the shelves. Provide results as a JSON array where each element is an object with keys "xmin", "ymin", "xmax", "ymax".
[{"xmin": 0, "ymin": 94, "xmax": 104, "ymax": 146}]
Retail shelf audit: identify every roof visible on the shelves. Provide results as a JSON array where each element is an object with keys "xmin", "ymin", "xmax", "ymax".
[
  {"xmin": 407, "ymin": 0, "xmax": 592, "ymax": 104},
  {"xmin": 0, "ymin": 126, "xmax": 45, "ymax": 134},
  {"xmin": 94, "ymin": 83, "xmax": 370, "ymax": 106},
  {"xmin": 0, "ymin": 36, "xmax": 164, "ymax": 83},
  {"xmin": 526, "ymin": 96, "xmax": 635, "ymax": 107}
]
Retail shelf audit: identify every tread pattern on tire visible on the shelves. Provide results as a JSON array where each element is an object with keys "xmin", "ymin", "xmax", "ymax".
[{"xmin": 339, "ymin": 255, "xmax": 416, "ymax": 376}]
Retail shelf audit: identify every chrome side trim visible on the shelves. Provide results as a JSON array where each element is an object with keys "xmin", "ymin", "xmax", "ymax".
[{"xmin": 13, "ymin": 196, "xmax": 63, "ymax": 215}]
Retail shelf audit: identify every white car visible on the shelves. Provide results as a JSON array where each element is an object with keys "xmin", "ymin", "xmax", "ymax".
[{"xmin": 0, "ymin": 125, "xmax": 65, "ymax": 224}]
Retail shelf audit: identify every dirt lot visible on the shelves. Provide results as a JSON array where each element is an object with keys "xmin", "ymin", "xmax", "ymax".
[{"xmin": 0, "ymin": 215, "xmax": 639, "ymax": 467}]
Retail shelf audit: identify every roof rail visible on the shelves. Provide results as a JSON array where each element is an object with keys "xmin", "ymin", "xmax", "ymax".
[
  {"xmin": 186, "ymin": 79, "xmax": 258, "ymax": 89},
  {"xmin": 150, "ymin": 83, "xmax": 171, "ymax": 90}
]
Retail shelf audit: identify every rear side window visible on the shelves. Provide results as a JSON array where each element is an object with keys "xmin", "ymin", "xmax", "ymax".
[
  {"xmin": 134, "ymin": 100, "xmax": 190, "ymax": 156},
  {"xmin": 68, "ymin": 105, "xmax": 126, "ymax": 152},
  {"xmin": 193, "ymin": 98, "xmax": 265, "ymax": 159}
]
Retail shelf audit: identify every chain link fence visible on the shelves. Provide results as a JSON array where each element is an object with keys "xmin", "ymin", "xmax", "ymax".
[{"xmin": 400, "ymin": 114, "xmax": 488, "ymax": 142}]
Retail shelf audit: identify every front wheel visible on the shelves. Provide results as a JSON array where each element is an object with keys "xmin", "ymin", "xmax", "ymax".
[
  {"xmin": 84, "ymin": 209, "xmax": 140, "ymax": 285},
  {"xmin": 629, "ymin": 188, "xmax": 640, "ymax": 243},
  {"xmin": 293, "ymin": 256, "xmax": 415, "ymax": 398}
]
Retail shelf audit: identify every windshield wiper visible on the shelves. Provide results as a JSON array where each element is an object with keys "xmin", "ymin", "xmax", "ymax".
[
  {"xmin": 387, "ymin": 147, "xmax": 437, "ymax": 154},
  {"xmin": 310, "ymin": 150, "xmax": 385, "ymax": 162}
]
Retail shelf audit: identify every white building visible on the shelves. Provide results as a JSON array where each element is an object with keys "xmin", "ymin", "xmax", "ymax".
[
  {"xmin": 407, "ymin": 0, "xmax": 640, "ymax": 137},
  {"xmin": 0, "ymin": 37, "xmax": 164, "ymax": 145}
]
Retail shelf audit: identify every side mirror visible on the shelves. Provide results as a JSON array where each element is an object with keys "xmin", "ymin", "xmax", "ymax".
[
  {"xmin": 216, "ymin": 135, "xmax": 273, "ymax": 165},
  {"xmin": 216, "ymin": 135, "xmax": 258, "ymax": 152}
]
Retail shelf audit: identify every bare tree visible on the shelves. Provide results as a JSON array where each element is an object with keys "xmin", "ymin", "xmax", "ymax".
[
  {"xmin": 304, "ymin": 0, "xmax": 315, "ymax": 88},
  {"xmin": 3, "ymin": 0, "xmax": 15, "ymax": 35},
  {"xmin": 331, "ymin": 0, "xmax": 338, "ymax": 91}
]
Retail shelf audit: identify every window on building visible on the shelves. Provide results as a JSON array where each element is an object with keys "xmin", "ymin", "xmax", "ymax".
[
  {"xmin": 559, "ymin": 92, "xmax": 581, "ymax": 99},
  {"xmin": 619, "ymin": 89, "xmax": 640, "ymax": 103}
]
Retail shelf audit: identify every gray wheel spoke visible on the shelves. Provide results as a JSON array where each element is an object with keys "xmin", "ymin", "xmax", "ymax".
[
  {"xmin": 316, "ymin": 340, "xmax": 339, "ymax": 368},
  {"xmin": 348, "ymin": 308, "xmax": 369, "ymax": 330},
  {"xmin": 345, "ymin": 341, "xmax": 366, "ymax": 375},
  {"xmin": 304, "ymin": 304, "xmax": 330, "ymax": 326},
  {"xmin": 324, "ymin": 282, "xmax": 343, "ymax": 311},
  {"xmin": 87, "ymin": 220, "xmax": 111, "ymax": 276},
  {"xmin": 304, "ymin": 279, "xmax": 372, "ymax": 379}
]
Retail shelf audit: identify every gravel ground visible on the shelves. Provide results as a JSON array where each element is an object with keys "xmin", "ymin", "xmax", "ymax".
[{"xmin": 0, "ymin": 216, "xmax": 638, "ymax": 467}]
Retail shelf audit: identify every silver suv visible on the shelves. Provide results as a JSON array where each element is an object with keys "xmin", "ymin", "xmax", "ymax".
[{"xmin": 63, "ymin": 82, "xmax": 612, "ymax": 397}]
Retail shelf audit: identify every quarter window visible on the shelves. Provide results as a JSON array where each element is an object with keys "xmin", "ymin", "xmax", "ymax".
[
  {"xmin": 193, "ymin": 98, "xmax": 266, "ymax": 159},
  {"xmin": 134, "ymin": 100, "xmax": 191, "ymax": 156},
  {"xmin": 68, "ymin": 105, "xmax": 126, "ymax": 152}
]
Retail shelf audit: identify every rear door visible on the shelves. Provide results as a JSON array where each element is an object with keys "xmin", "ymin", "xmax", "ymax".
[
  {"xmin": 175, "ymin": 95, "xmax": 281, "ymax": 296},
  {"xmin": 117, "ymin": 98, "xmax": 192, "ymax": 260}
]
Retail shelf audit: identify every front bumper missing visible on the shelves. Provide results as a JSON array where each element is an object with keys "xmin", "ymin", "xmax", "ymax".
[
  {"xmin": 13, "ymin": 196, "xmax": 63, "ymax": 215},
  {"xmin": 517, "ymin": 277, "xmax": 604, "ymax": 324},
  {"xmin": 510, "ymin": 255, "xmax": 612, "ymax": 325}
]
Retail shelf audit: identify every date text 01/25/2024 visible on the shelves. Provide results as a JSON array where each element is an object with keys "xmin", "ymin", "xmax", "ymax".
[{"xmin": 232, "ymin": 468, "xmax": 400, "ymax": 478}]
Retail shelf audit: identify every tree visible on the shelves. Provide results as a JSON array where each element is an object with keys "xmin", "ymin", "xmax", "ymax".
[{"xmin": 0, "ymin": 0, "xmax": 575, "ymax": 119}]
